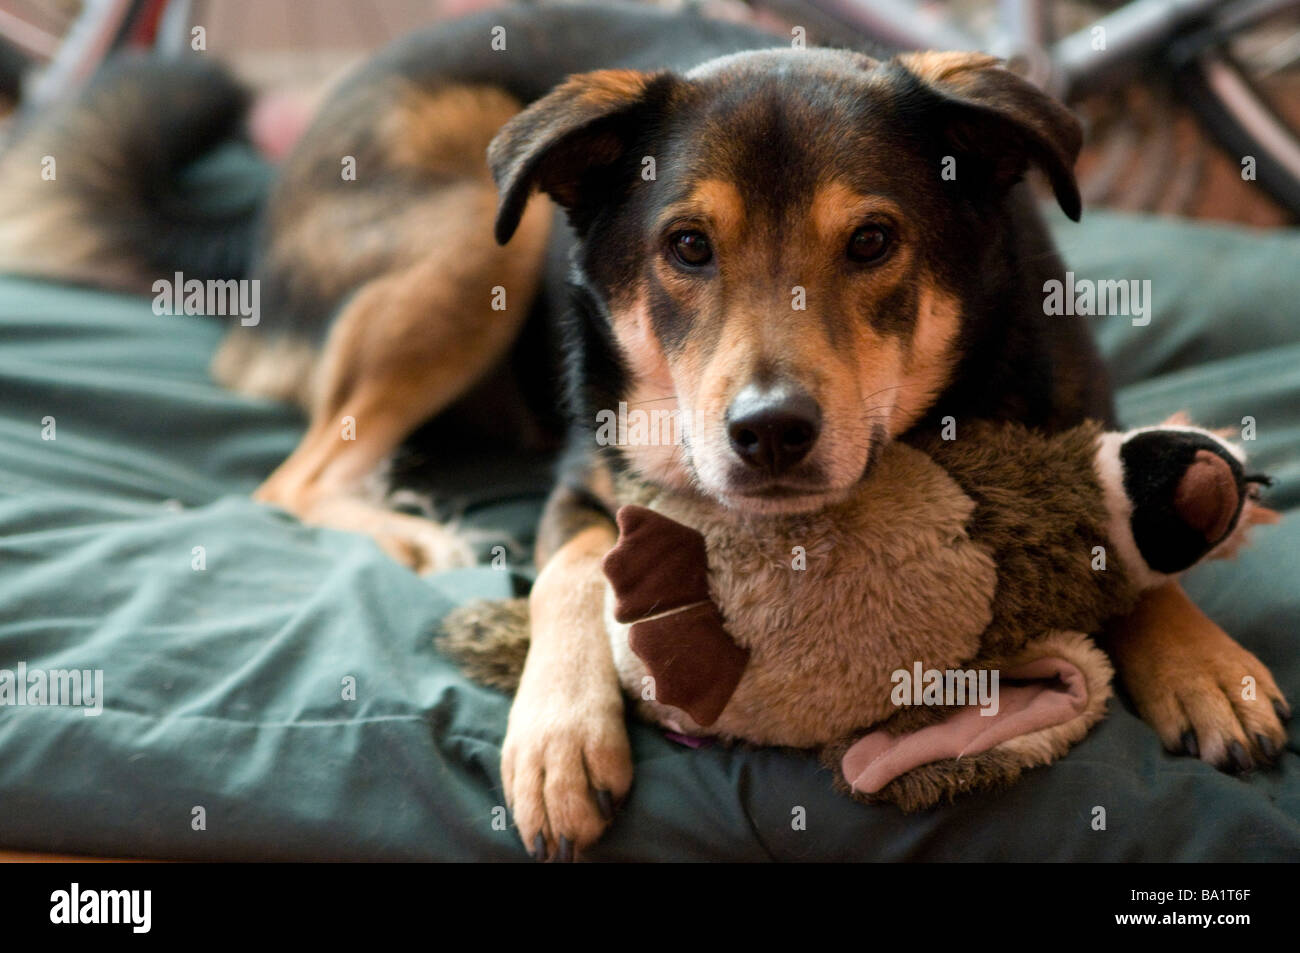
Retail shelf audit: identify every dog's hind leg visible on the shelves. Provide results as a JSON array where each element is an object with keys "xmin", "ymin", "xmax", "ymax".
[
  {"xmin": 229, "ymin": 80, "xmax": 554, "ymax": 572},
  {"xmin": 252, "ymin": 180, "xmax": 552, "ymax": 572}
]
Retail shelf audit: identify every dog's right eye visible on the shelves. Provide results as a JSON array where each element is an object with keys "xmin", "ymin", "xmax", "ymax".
[
  {"xmin": 847, "ymin": 224, "xmax": 892, "ymax": 264},
  {"xmin": 669, "ymin": 230, "xmax": 712, "ymax": 267}
]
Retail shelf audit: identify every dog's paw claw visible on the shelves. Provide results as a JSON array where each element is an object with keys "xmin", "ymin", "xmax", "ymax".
[
  {"xmin": 595, "ymin": 789, "xmax": 614, "ymax": 822},
  {"xmin": 556, "ymin": 836, "xmax": 574, "ymax": 863},
  {"xmin": 1256, "ymin": 732, "xmax": 1278, "ymax": 763},
  {"xmin": 1118, "ymin": 601, "xmax": 1287, "ymax": 775},
  {"xmin": 1227, "ymin": 739, "xmax": 1254, "ymax": 774},
  {"xmin": 502, "ymin": 699, "xmax": 632, "ymax": 863}
]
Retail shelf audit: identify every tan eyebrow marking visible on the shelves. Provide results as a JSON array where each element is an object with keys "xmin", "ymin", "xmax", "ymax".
[
  {"xmin": 808, "ymin": 182, "xmax": 904, "ymax": 244},
  {"xmin": 656, "ymin": 178, "xmax": 748, "ymax": 239}
]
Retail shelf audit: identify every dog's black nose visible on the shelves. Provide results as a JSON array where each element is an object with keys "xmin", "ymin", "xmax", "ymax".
[{"xmin": 726, "ymin": 385, "xmax": 821, "ymax": 475}]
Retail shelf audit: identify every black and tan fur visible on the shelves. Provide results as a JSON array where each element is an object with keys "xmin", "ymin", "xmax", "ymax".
[{"xmin": 0, "ymin": 3, "xmax": 1287, "ymax": 861}]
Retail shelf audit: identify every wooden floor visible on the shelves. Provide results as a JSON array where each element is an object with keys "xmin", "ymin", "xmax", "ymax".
[{"xmin": 0, "ymin": 849, "xmax": 143, "ymax": 862}]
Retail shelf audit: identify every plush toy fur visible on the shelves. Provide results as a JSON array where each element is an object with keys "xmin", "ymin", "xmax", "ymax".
[{"xmin": 438, "ymin": 420, "xmax": 1270, "ymax": 810}]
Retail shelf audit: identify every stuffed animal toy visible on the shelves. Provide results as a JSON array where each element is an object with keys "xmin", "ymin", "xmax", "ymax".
[{"xmin": 439, "ymin": 419, "xmax": 1273, "ymax": 810}]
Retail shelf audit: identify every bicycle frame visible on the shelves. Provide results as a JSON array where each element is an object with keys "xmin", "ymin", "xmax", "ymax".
[
  {"xmin": 19, "ymin": 0, "xmax": 182, "ymax": 112},
  {"xmin": 1050, "ymin": 0, "xmax": 1284, "ymax": 98},
  {"xmin": 804, "ymin": 0, "xmax": 1289, "ymax": 99}
]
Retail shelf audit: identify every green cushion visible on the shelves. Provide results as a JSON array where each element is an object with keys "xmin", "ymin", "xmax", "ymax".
[{"xmin": 0, "ymin": 200, "xmax": 1297, "ymax": 860}]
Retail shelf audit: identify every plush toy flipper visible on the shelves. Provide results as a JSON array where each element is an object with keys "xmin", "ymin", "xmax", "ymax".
[
  {"xmin": 841, "ymin": 657, "xmax": 1089, "ymax": 795},
  {"xmin": 604, "ymin": 505, "xmax": 750, "ymax": 726},
  {"xmin": 626, "ymin": 602, "xmax": 749, "ymax": 726},
  {"xmin": 603, "ymin": 505, "xmax": 713, "ymax": 621},
  {"xmin": 834, "ymin": 630, "xmax": 1115, "ymax": 809}
]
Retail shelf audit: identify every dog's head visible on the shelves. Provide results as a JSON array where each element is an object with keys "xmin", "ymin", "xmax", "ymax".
[{"xmin": 490, "ymin": 48, "xmax": 1081, "ymax": 515}]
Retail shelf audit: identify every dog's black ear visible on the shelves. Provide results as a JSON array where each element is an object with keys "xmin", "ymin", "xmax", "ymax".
[
  {"xmin": 894, "ymin": 52, "xmax": 1083, "ymax": 220},
  {"xmin": 488, "ymin": 69, "xmax": 678, "ymax": 243}
]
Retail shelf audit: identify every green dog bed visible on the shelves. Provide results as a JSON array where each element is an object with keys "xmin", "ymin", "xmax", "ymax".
[{"xmin": 0, "ymin": 147, "xmax": 1296, "ymax": 859}]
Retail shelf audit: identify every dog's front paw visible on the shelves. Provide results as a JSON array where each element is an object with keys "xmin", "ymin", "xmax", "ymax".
[
  {"xmin": 501, "ymin": 689, "xmax": 632, "ymax": 862},
  {"xmin": 1110, "ymin": 583, "xmax": 1290, "ymax": 772}
]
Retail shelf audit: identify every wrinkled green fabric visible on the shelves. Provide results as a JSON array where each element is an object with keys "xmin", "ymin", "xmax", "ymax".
[{"xmin": 1, "ymin": 206, "xmax": 1297, "ymax": 860}]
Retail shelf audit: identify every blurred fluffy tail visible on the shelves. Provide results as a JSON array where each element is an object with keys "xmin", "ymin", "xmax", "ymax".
[{"xmin": 0, "ymin": 56, "xmax": 256, "ymax": 289}]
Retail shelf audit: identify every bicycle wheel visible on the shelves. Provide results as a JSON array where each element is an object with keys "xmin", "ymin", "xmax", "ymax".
[{"xmin": 1171, "ymin": 0, "xmax": 1300, "ymax": 218}]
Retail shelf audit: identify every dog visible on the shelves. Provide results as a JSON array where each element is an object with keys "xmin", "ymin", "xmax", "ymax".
[{"xmin": 0, "ymin": 2, "xmax": 1287, "ymax": 862}]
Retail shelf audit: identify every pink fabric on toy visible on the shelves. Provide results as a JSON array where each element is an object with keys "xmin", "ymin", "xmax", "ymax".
[{"xmin": 841, "ymin": 658, "xmax": 1089, "ymax": 795}]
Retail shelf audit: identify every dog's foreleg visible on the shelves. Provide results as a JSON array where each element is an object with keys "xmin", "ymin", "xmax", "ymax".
[{"xmin": 502, "ymin": 470, "xmax": 632, "ymax": 862}]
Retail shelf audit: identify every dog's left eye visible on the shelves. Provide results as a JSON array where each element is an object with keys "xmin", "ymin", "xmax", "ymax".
[
  {"xmin": 669, "ymin": 230, "xmax": 713, "ymax": 267},
  {"xmin": 847, "ymin": 225, "xmax": 892, "ymax": 264}
]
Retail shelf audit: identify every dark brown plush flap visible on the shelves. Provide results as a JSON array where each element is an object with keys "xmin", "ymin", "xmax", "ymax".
[
  {"xmin": 627, "ymin": 602, "xmax": 750, "ymax": 726},
  {"xmin": 602, "ymin": 505, "xmax": 713, "ymax": 623}
]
